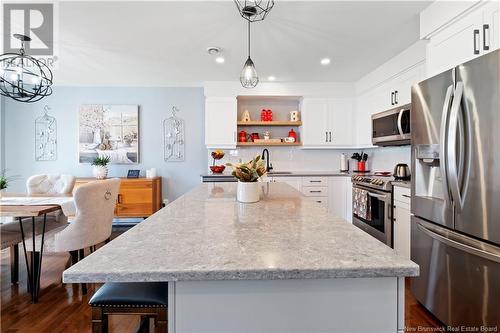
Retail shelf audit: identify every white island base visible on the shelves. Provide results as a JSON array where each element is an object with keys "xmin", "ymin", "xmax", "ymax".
[{"xmin": 169, "ymin": 277, "xmax": 405, "ymax": 333}]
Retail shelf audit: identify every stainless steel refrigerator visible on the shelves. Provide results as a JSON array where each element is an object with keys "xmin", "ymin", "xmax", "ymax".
[{"xmin": 411, "ymin": 49, "xmax": 500, "ymax": 327}]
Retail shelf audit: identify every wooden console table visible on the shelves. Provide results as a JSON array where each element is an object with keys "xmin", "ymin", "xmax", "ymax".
[{"xmin": 75, "ymin": 177, "xmax": 162, "ymax": 218}]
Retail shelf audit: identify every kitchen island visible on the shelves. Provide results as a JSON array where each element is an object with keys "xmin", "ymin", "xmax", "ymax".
[{"xmin": 64, "ymin": 182, "xmax": 418, "ymax": 333}]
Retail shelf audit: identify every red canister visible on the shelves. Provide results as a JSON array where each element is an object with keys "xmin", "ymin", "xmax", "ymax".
[
  {"xmin": 238, "ymin": 130, "xmax": 247, "ymax": 142},
  {"xmin": 288, "ymin": 129, "xmax": 297, "ymax": 142},
  {"xmin": 357, "ymin": 161, "xmax": 366, "ymax": 172}
]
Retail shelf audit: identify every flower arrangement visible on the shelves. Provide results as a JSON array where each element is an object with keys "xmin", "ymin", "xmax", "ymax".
[
  {"xmin": 226, "ymin": 155, "xmax": 266, "ymax": 182},
  {"xmin": 91, "ymin": 156, "xmax": 111, "ymax": 166}
]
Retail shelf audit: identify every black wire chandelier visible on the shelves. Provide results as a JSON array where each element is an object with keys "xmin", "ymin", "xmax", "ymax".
[
  {"xmin": 234, "ymin": 1, "xmax": 274, "ymax": 22},
  {"xmin": 0, "ymin": 34, "xmax": 53, "ymax": 103},
  {"xmin": 235, "ymin": 1, "xmax": 274, "ymax": 88}
]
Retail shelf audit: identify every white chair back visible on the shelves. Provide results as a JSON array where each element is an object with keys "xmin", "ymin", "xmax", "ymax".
[
  {"xmin": 54, "ymin": 178, "xmax": 120, "ymax": 252},
  {"xmin": 27, "ymin": 174, "xmax": 76, "ymax": 195}
]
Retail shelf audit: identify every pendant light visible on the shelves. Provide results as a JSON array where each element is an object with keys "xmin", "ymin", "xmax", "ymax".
[
  {"xmin": 240, "ymin": 21, "xmax": 259, "ymax": 89},
  {"xmin": 0, "ymin": 34, "xmax": 53, "ymax": 103},
  {"xmin": 234, "ymin": 1, "xmax": 275, "ymax": 22}
]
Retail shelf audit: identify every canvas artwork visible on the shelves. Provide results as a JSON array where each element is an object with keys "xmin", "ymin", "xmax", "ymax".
[{"xmin": 79, "ymin": 104, "xmax": 139, "ymax": 164}]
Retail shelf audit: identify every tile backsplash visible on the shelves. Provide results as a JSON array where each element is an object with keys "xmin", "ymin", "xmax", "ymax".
[{"xmin": 208, "ymin": 146, "xmax": 410, "ymax": 173}]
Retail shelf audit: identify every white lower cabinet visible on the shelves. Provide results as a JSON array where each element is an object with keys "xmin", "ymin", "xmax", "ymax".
[
  {"xmin": 393, "ymin": 186, "xmax": 411, "ymax": 259},
  {"xmin": 328, "ymin": 177, "xmax": 347, "ymax": 219},
  {"xmin": 269, "ymin": 176, "xmax": 301, "ymax": 192},
  {"xmin": 272, "ymin": 175, "xmax": 352, "ymax": 221}
]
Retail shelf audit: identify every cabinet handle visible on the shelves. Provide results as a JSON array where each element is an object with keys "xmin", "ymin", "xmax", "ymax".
[
  {"xmin": 329, "ymin": 131, "xmax": 333, "ymax": 142},
  {"xmin": 309, "ymin": 190, "xmax": 322, "ymax": 193},
  {"xmin": 394, "ymin": 90, "xmax": 398, "ymax": 104},
  {"xmin": 117, "ymin": 194, "xmax": 122, "ymax": 204},
  {"xmin": 473, "ymin": 29, "xmax": 480, "ymax": 55},
  {"xmin": 483, "ymin": 24, "xmax": 490, "ymax": 51},
  {"xmin": 391, "ymin": 91, "xmax": 395, "ymax": 105},
  {"xmin": 402, "ymin": 194, "xmax": 411, "ymax": 198},
  {"xmin": 325, "ymin": 131, "xmax": 328, "ymax": 142},
  {"xmin": 309, "ymin": 180, "xmax": 322, "ymax": 183}
]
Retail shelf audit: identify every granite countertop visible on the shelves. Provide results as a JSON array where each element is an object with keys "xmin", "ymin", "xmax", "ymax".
[
  {"xmin": 202, "ymin": 170, "xmax": 352, "ymax": 178},
  {"xmin": 63, "ymin": 183, "xmax": 418, "ymax": 283},
  {"xmin": 392, "ymin": 180, "xmax": 411, "ymax": 188}
]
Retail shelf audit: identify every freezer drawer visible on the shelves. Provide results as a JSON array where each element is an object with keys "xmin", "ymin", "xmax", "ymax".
[{"xmin": 411, "ymin": 216, "xmax": 500, "ymax": 327}]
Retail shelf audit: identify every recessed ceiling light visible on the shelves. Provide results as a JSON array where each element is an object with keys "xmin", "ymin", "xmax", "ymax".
[
  {"xmin": 320, "ymin": 58, "xmax": 331, "ymax": 65},
  {"xmin": 215, "ymin": 57, "xmax": 225, "ymax": 64},
  {"xmin": 207, "ymin": 46, "xmax": 221, "ymax": 55},
  {"xmin": 267, "ymin": 76, "xmax": 276, "ymax": 81}
]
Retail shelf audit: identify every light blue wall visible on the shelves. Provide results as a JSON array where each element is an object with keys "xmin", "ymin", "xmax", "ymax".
[{"xmin": 2, "ymin": 86, "xmax": 206, "ymax": 202}]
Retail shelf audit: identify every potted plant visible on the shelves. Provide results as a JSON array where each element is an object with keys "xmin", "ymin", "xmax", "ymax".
[
  {"xmin": 226, "ymin": 155, "xmax": 266, "ymax": 203},
  {"xmin": 91, "ymin": 156, "xmax": 111, "ymax": 179},
  {"xmin": 0, "ymin": 170, "xmax": 16, "ymax": 197}
]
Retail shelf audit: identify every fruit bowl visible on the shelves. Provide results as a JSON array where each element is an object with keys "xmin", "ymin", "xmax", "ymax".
[
  {"xmin": 211, "ymin": 150, "xmax": 225, "ymax": 160},
  {"xmin": 210, "ymin": 165, "xmax": 226, "ymax": 174}
]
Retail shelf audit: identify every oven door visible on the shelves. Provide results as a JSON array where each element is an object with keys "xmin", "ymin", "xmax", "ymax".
[{"xmin": 352, "ymin": 184, "xmax": 393, "ymax": 247}]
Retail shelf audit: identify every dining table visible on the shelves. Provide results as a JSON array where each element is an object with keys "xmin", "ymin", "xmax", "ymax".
[{"xmin": 0, "ymin": 195, "xmax": 75, "ymax": 303}]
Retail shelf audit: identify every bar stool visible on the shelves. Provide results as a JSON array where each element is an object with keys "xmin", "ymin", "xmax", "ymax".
[{"xmin": 89, "ymin": 282, "xmax": 168, "ymax": 333}]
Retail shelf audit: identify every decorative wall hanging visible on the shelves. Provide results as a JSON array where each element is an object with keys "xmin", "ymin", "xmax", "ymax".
[
  {"xmin": 35, "ymin": 105, "xmax": 57, "ymax": 161},
  {"xmin": 164, "ymin": 106, "xmax": 185, "ymax": 162},
  {"xmin": 78, "ymin": 104, "xmax": 139, "ymax": 164},
  {"xmin": 0, "ymin": 34, "xmax": 53, "ymax": 103}
]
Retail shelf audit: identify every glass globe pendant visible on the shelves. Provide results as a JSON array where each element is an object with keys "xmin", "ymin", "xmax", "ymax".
[
  {"xmin": 0, "ymin": 34, "xmax": 53, "ymax": 103},
  {"xmin": 240, "ymin": 21, "xmax": 259, "ymax": 88}
]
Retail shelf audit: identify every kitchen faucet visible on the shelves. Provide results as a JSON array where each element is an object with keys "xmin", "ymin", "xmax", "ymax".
[{"xmin": 261, "ymin": 149, "xmax": 273, "ymax": 172}]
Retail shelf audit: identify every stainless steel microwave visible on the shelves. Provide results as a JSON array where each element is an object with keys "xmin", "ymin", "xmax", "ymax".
[{"xmin": 371, "ymin": 104, "xmax": 411, "ymax": 146}]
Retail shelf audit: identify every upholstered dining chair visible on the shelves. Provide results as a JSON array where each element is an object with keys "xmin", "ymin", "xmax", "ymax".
[{"xmin": 24, "ymin": 178, "xmax": 121, "ymax": 294}]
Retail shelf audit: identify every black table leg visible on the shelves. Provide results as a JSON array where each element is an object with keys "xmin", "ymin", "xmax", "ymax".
[{"xmin": 18, "ymin": 214, "xmax": 47, "ymax": 303}]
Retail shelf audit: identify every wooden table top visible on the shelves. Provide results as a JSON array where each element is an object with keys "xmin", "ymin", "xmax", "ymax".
[{"xmin": 0, "ymin": 205, "xmax": 61, "ymax": 217}]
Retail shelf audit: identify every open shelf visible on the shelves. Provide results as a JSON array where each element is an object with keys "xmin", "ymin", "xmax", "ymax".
[
  {"xmin": 237, "ymin": 121, "xmax": 302, "ymax": 126},
  {"xmin": 237, "ymin": 142, "xmax": 302, "ymax": 147}
]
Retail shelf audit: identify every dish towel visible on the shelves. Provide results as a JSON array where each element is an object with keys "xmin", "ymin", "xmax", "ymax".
[{"xmin": 353, "ymin": 188, "xmax": 371, "ymax": 221}]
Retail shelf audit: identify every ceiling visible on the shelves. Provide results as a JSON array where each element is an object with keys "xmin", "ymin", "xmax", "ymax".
[{"xmin": 52, "ymin": 1, "xmax": 430, "ymax": 86}]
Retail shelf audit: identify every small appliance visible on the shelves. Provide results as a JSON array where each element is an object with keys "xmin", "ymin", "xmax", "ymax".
[
  {"xmin": 372, "ymin": 104, "xmax": 411, "ymax": 146},
  {"xmin": 393, "ymin": 163, "xmax": 410, "ymax": 180}
]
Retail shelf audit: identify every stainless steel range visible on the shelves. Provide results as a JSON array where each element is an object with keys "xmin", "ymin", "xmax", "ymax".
[{"xmin": 351, "ymin": 175, "xmax": 393, "ymax": 247}]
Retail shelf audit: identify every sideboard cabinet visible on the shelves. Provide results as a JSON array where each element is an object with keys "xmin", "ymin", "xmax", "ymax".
[{"xmin": 74, "ymin": 177, "xmax": 162, "ymax": 218}]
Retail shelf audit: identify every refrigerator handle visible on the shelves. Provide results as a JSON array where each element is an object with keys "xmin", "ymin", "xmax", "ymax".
[
  {"xmin": 447, "ymin": 82, "xmax": 470, "ymax": 211},
  {"xmin": 416, "ymin": 220, "xmax": 500, "ymax": 264},
  {"xmin": 439, "ymin": 85, "xmax": 454, "ymax": 206}
]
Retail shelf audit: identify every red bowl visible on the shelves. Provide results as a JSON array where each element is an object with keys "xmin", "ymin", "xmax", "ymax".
[{"xmin": 210, "ymin": 165, "xmax": 226, "ymax": 174}]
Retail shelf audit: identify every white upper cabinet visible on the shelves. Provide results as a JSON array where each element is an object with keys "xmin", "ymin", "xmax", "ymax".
[
  {"xmin": 302, "ymin": 98, "xmax": 353, "ymax": 148},
  {"xmin": 329, "ymin": 98, "xmax": 353, "ymax": 146},
  {"xmin": 483, "ymin": 1, "xmax": 500, "ymax": 53},
  {"xmin": 301, "ymin": 98, "xmax": 330, "ymax": 147},
  {"xmin": 355, "ymin": 63, "xmax": 424, "ymax": 146},
  {"xmin": 425, "ymin": 1, "xmax": 500, "ymax": 77},
  {"xmin": 205, "ymin": 97, "xmax": 237, "ymax": 149}
]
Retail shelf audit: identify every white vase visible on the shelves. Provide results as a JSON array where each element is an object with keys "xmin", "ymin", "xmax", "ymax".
[
  {"xmin": 93, "ymin": 165, "xmax": 108, "ymax": 179},
  {"xmin": 237, "ymin": 181, "xmax": 260, "ymax": 203}
]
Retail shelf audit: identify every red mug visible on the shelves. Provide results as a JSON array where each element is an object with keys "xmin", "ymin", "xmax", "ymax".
[{"xmin": 357, "ymin": 161, "xmax": 366, "ymax": 172}]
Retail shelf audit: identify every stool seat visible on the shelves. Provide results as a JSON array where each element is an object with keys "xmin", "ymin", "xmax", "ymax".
[{"xmin": 89, "ymin": 282, "xmax": 168, "ymax": 308}]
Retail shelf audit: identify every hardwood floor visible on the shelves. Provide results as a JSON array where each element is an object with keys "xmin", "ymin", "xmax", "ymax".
[{"xmin": 1, "ymin": 244, "xmax": 443, "ymax": 332}]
